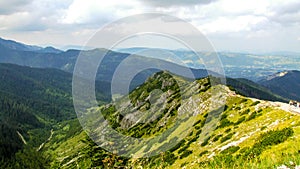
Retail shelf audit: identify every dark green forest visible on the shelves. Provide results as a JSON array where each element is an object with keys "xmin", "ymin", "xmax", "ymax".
[{"xmin": 0, "ymin": 63, "xmax": 111, "ymax": 168}]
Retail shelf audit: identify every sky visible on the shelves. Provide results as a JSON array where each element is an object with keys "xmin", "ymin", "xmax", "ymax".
[{"xmin": 0, "ymin": 0, "xmax": 300, "ymax": 52}]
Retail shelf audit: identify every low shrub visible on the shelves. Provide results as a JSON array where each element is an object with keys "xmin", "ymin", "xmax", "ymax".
[
  {"xmin": 180, "ymin": 150, "xmax": 193, "ymax": 159},
  {"xmin": 212, "ymin": 134, "xmax": 223, "ymax": 142},
  {"xmin": 235, "ymin": 116, "xmax": 246, "ymax": 125},
  {"xmin": 201, "ymin": 136, "xmax": 211, "ymax": 147},
  {"xmin": 199, "ymin": 150, "xmax": 209, "ymax": 156},
  {"xmin": 225, "ymin": 128, "xmax": 232, "ymax": 133},
  {"xmin": 220, "ymin": 133, "xmax": 235, "ymax": 143},
  {"xmin": 217, "ymin": 118, "xmax": 233, "ymax": 129}
]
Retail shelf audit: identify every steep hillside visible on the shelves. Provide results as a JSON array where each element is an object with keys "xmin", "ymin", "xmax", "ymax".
[
  {"xmin": 0, "ymin": 63, "xmax": 75, "ymax": 121},
  {"xmin": 227, "ymin": 78, "xmax": 287, "ymax": 102},
  {"xmin": 44, "ymin": 71, "xmax": 300, "ymax": 169},
  {"xmin": 0, "ymin": 63, "xmax": 77, "ymax": 167},
  {"xmin": 0, "ymin": 63, "xmax": 110, "ymax": 168},
  {"xmin": 259, "ymin": 70, "xmax": 300, "ymax": 101}
]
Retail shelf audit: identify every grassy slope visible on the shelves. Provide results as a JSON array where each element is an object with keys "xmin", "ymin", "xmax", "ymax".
[
  {"xmin": 43, "ymin": 72, "xmax": 300, "ymax": 168},
  {"xmin": 168, "ymin": 97, "xmax": 300, "ymax": 169}
]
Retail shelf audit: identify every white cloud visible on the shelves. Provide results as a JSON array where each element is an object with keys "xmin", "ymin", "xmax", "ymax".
[
  {"xmin": 141, "ymin": 0, "xmax": 216, "ymax": 7},
  {"xmin": 154, "ymin": 1, "xmax": 271, "ymax": 34},
  {"xmin": 0, "ymin": 0, "xmax": 73, "ymax": 31},
  {"xmin": 61, "ymin": 0, "xmax": 143, "ymax": 25},
  {"xmin": 198, "ymin": 15, "xmax": 268, "ymax": 34},
  {"xmin": 0, "ymin": 12, "xmax": 46, "ymax": 31},
  {"xmin": 217, "ymin": 0, "xmax": 270, "ymax": 15},
  {"xmin": 150, "ymin": 0, "xmax": 300, "ymax": 52}
]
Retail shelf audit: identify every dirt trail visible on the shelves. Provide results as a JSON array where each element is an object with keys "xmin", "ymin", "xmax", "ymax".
[
  {"xmin": 249, "ymin": 97, "xmax": 300, "ymax": 115},
  {"xmin": 37, "ymin": 129, "xmax": 54, "ymax": 151},
  {"xmin": 17, "ymin": 131, "xmax": 27, "ymax": 145}
]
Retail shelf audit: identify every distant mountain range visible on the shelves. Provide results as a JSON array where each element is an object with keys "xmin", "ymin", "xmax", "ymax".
[
  {"xmin": 0, "ymin": 37, "xmax": 298, "ymax": 102},
  {"xmin": 0, "ymin": 38, "xmax": 209, "ymax": 90},
  {"xmin": 2, "ymin": 38, "xmax": 300, "ymax": 82},
  {"xmin": 117, "ymin": 47, "xmax": 300, "ymax": 81}
]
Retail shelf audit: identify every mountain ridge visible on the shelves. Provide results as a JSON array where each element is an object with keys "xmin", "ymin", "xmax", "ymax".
[
  {"xmin": 0, "ymin": 37, "xmax": 42, "ymax": 52},
  {"xmin": 0, "ymin": 37, "xmax": 63, "ymax": 54},
  {"xmin": 43, "ymin": 71, "xmax": 300, "ymax": 169}
]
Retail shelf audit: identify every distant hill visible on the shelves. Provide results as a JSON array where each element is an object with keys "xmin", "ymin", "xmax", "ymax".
[
  {"xmin": 0, "ymin": 37, "xmax": 62, "ymax": 53},
  {"xmin": 37, "ymin": 46, "xmax": 62, "ymax": 54},
  {"xmin": 259, "ymin": 70, "xmax": 300, "ymax": 101},
  {"xmin": 0, "ymin": 43, "xmax": 78, "ymax": 71},
  {"xmin": 0, "ymin": 37, "xmax": 42, "ymax": 52}
]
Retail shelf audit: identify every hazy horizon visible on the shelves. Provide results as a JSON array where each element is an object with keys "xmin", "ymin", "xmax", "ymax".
[{"xmin": 2, "ymin": 36, "xmax": 300, "ymax": 55}]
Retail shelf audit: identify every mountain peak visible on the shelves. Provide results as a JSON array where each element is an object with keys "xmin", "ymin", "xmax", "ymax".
[{"xmin": 38, "ymin": 46, "xmax": 62, "ymax": 54}]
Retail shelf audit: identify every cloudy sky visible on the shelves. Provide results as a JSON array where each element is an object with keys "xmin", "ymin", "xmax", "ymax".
[{"xmin": 0, "ymin": 0, "xmax": 300, "ymax": 52}]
